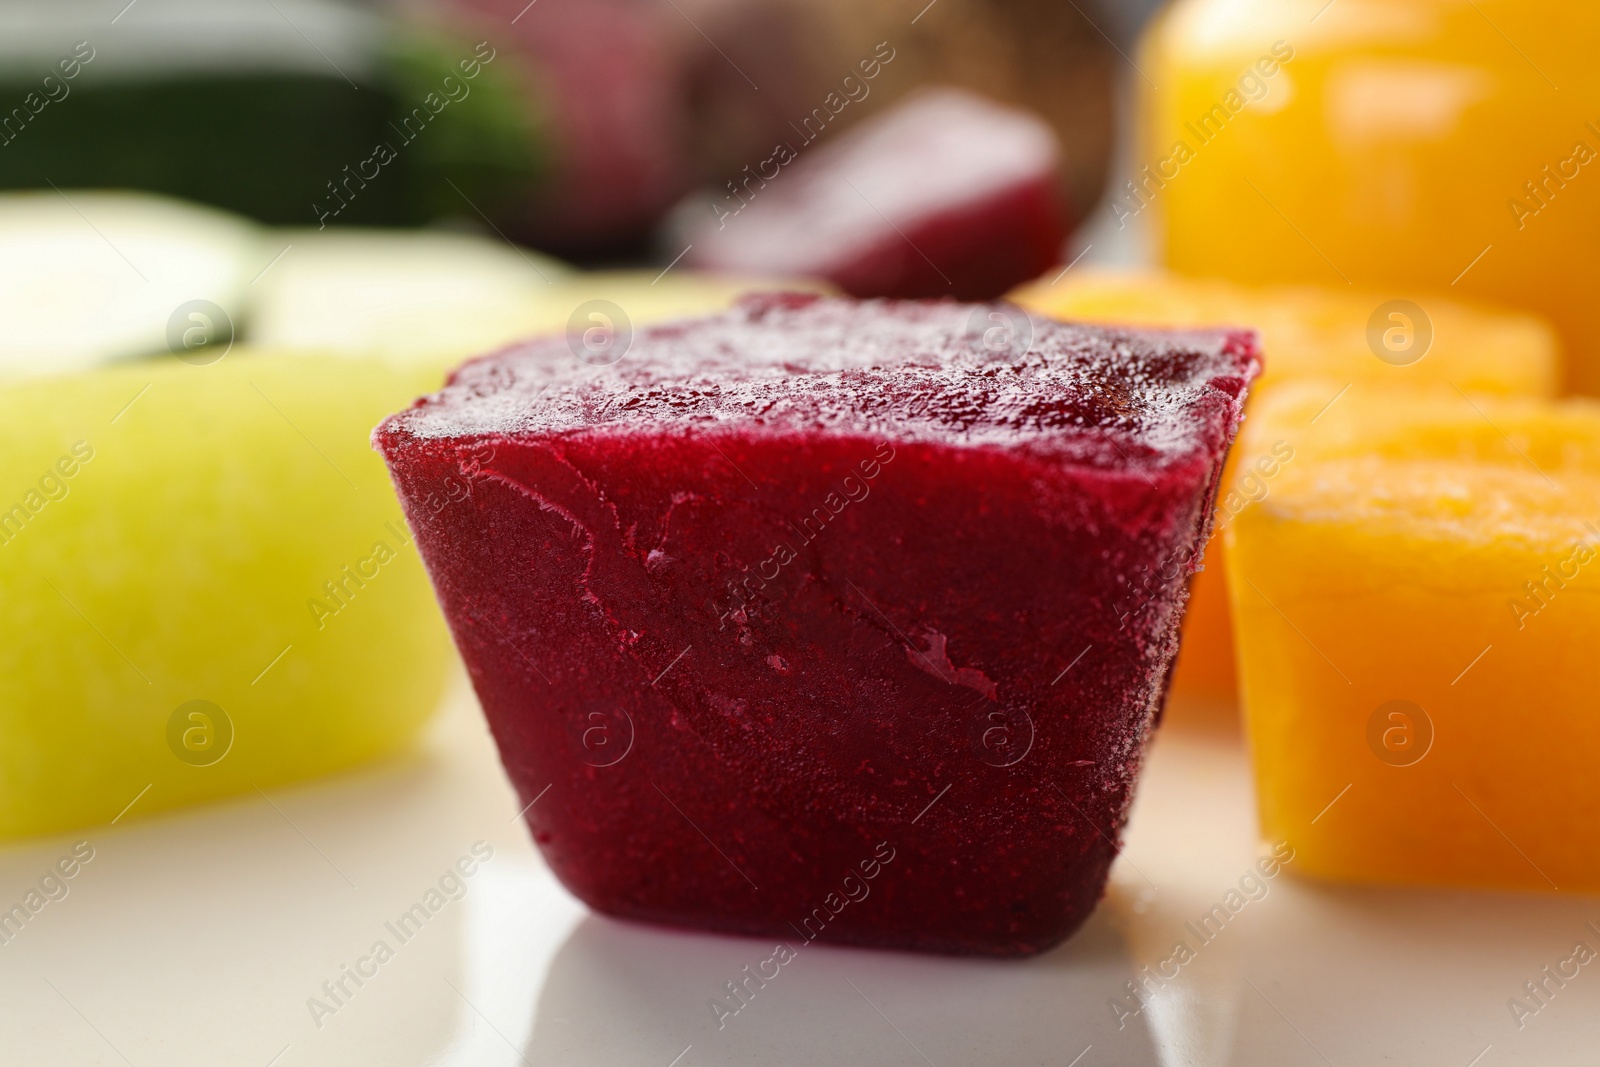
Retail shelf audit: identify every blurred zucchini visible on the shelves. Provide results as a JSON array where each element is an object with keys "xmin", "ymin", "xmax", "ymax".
[
  {"xmin": 0, "ymin": 0, "xmax": 546, "ymax": 228},
  {"xmin": 0, "ymin": 190, "xmax": 262, "ymax": 377}
]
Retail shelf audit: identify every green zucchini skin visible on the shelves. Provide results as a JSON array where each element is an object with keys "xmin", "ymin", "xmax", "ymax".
[{"xmin": 0, "ymin": 14, "xmax": 545, "ymax": 228}]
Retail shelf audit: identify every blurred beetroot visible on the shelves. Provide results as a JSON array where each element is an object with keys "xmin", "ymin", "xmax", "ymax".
[
  {"xmin": 424, "ymin": 0, "xmax": 1113, "ymax": 260},
  {"xmin": 674, "ymin": 0, "xmax": 1114, "ymax": 226},
  {"xmin": 681, "ymin": 88, "xmax": 1067, "ymax": 299}
]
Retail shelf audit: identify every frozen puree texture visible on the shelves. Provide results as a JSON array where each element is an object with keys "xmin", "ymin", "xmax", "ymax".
[
  {"xmin": 378, "ymin": 293, "xmax": 1258, "ymax": 955},
  {"xmin": 0, "ymin": 351, "xmax": 454, "ymax": 839}
]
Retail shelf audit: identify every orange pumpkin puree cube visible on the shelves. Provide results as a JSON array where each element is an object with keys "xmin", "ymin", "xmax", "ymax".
[{"xmin": 1226, "ymin": 382, "xmax": 1600, "ymax": 891}]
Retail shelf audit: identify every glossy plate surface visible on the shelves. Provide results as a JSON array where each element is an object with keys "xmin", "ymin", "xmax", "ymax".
[{"xmin": 1, "ymin": 680, "xmax": 1596, "ymax": 1066}]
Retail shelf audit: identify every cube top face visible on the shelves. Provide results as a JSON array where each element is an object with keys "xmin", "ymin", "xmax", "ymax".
[
  {"xmin": 1011, "ymin": 270, "xmax": 1560, "ymax": 397},
  {"xmin": 384, "ymin": 292, "xmax": 1258, "ymax": 474},
  {"xmin": 1241, "ymin": 384, "xmax": 1600, "ymax": 547},
  {"xmin": 1256, "ymin": 385, "xmax": 1600, "ymax": 468},
  {"xmin": 687, "ymin": 90, "xmax": 1062, "ymax": 277},
  {"xmin": 378, "ymin": 296, "xmax": 1258, "ymax": 956},
  {"xmin": 1228, "ymin": 384, "xmax": 1600, "ymax": 892}
]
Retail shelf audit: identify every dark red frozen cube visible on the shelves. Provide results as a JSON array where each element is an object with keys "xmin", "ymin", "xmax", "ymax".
[
  {"xmin": 376, "ymin": 293, "xmax": 1258, "ymax": 957},
  {"xmin": 681, "ymin": 88, "xmax": 1069, "ymax": 300}
]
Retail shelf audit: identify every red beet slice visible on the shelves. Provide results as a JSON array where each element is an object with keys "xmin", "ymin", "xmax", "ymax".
[
  {"xmin": 376, "ymin": 293, "xmax": 1258, "ymax": 957},
  {"xmin": 681, "ymin": 88, "xmax": 1069, "ymax": 300}
]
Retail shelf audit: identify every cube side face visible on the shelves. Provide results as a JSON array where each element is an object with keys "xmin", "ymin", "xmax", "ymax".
[
  {"xmin": 1166, "ymin": 559, "xmax": 1236, "ymax": 702},
  {"xmin": 1227, "ymin": 390, "xmax": 1600, "ymax": 891},
  {"xmin": 1165, "ymin": 420, "xmax": 1302, "ymax": 705},
  {"xmin": 381, "ymin": 423, "xmax": 1226, "ymax": 956},
  {"xmin": 0, "ymin": 355, "xmax": 454, "ymax": 839}
]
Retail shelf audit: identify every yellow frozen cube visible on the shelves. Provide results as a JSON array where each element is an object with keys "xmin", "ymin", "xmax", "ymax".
[
  {"xmin": 1226, "ymin": 382, "xmax": 1600, "ymax": 891},
  {"xmin": 1139, "ymin": 0, "xmax": 1600, "ymax": 395},
  {"xmin": 0, "ymin": 350, "xmax": 454, "ymax": 839},
  {"xmin": 246, "ymin": 228, "xmax": 827, "ymax": 368}
]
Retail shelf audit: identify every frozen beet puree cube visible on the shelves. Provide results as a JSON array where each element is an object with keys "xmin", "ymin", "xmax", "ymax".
[
  {"xmin": 376, "ymin": 293, "xmax": 1258, "ymax": 956},
  {"xmin": 682, "ymin": 88, "xmax": 1068, "ymax": 301}
]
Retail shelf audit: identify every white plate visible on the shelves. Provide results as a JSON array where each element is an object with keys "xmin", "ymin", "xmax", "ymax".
[{"xmin": 1, "ymin": 678, "xmax": 1595, "ymax": 1066}]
